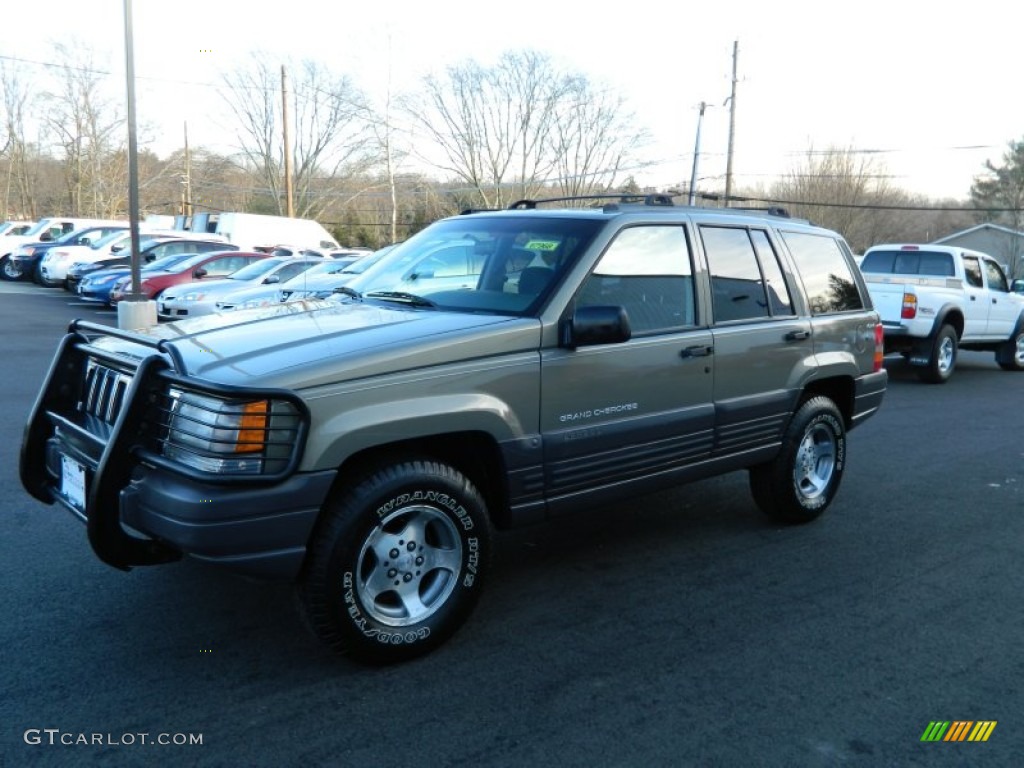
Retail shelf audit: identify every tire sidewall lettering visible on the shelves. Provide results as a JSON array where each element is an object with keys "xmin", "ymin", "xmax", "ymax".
[
  {"xmin": 796, "ymin": 410, "xmax": 845, "ymax": 510},
  {"xmin": 336, "ymin": 482, "xmax": 485, "ymax": 648}
]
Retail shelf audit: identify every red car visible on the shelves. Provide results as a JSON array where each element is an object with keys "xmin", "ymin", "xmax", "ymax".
[{"xmin": 109, "ymin": 250, "xmax": 270, "ymax": 303}]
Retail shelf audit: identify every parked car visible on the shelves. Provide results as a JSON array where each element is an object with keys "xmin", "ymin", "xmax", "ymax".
[
  {"xmin": 108, "ymin": 250, "xmax": 270, "ymax": 303},
  {"xmin": 37, "ymin": 230, "xmax": 138, "ymax": 287},
  {"xmin": 77, "ymin": 254, "xmax": 197, "ymax": 305},
  {"xmin": 65, "ymin": 236, "xmax": 238, "ymax": 293},
  {"xmin": 859, "ymin": 243, "xmax": 1024, "ymax": 382},
  {"xmin": 214, "ymin": 253, "xmax": 373, "ymax": 311},
  {"xmin": 212, "ymin": 245, "xmax": 396, "ymax": 312},
  {"xmin": 156, "ymin": 256, "xmax": 323, "ymax": 319},
  {"xmin": 0, "ymin": 220, "xmax": 34, "ymax": 238},
  {"xmin": 20, "ymin": 197, "xmax": 886, "ymax": 664},
  {"xmin": 0, "ymin": 217, "xmax": 124, "ymax": 279},
  {"xmin": 3, "ymin": 224, "xmax": 128, "ymax": 282}
]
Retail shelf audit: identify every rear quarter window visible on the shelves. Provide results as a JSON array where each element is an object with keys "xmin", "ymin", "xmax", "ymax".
[{"xmin": 781, "ymin": 231, "xmax": 865, "ymax": 314}]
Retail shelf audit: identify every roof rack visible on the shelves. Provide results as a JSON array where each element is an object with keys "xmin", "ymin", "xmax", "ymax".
[{"xmin": 507, "ymin": 193, "xmax": 676, "ymax": 210}]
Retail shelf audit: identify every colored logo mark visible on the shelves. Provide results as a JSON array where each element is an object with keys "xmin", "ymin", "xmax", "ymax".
[{"xmin": 920, "ymin": 721, "xmax": 997, "ymax": 742}]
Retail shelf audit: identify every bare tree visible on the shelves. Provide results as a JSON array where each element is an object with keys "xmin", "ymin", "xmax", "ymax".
[
  {"xmin": 550, "ymin": 77, "xmax": 648, "ymax": 201},
  {"xmin": 220, "ymin": 53, "xmax": 374, "ymax": 220},
  {"xmin": 403, "ymin": 50, "xmax": 646, "ymax": 209},
  {"xmin": 42, "ymin": 43, "xmax": 128, "ymax": 217},
  {"xmin": 769, "ymin": 146, "xmax": 912, "ymax": 253},
  {"xmin": 1, "ymin": 59, "xmax": 44, "ymax": 218},
  {"xmin": 403, "ymin": 51, "xmax": 572, "ymax": 208}
]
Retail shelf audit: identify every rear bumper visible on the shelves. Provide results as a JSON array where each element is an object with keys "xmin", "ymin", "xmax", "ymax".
[{"xmin": 851, "ymin": 370, "xmax": 887, "ymax": 428}]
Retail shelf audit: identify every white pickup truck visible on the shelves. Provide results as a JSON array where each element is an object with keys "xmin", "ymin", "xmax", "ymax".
[{"xmin": 859, "ymin": 243, "xmax": 1024, "ymax": 382}]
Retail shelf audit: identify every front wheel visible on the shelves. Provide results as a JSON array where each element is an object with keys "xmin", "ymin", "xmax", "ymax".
[
  {"xmin": 0, "ymin": 255, "xmax": 24, "ymax": 281},
  {"xmin": 917, "ymin": 324, "xmax": 957, "ymax": 383},
  {"xmin": 299, "ymin": 459, "xmax": 492, "ymax": 665},
  {"xmin": 750, "ymin": 396, "xmax": 847, "ymax": 524},
  {"xmin": 996, "ymin": 328, "xmax": 1024, "ymax": 371}
]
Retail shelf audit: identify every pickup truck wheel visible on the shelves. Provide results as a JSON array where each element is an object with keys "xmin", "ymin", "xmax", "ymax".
[
  {"xmin": 996, "ymin": 329, "xmax": 1024, "ymax": 371},
  {"xmin": 299, "ymin": 459, "xmax": 491, "ymax": 665},
  {"xmin": 750, "ymin": 396, "xmax": 846, "ymax": 524},
  {"xmin": 917, "ymin": 324, "xmax": 957, "ymax": 383},
  {"xmin": 0, "ymin": 255, "xmax": 24, "ymax": 281}
]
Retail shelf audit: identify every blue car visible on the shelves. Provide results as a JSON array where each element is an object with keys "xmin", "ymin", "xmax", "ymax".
[
  {"xmin": 4, "ymin": 225, "xmax": 127, "ymax": 283},
  {"xmin": 77, "ymin": 254, "xmax": 195, "ymax": 305}
]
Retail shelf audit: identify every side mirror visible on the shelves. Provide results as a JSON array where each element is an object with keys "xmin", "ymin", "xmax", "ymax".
[
  {"xmin": 110, "ymin": 243, "xmax": 125, "ymax": 253},
  {"xmin": 263, "ymin": 274, "xmax": 281, "ymax": 284},
  {"xmin": 39, "ymin": 232, "xmax": 53, "ymax": 242},
  {"xmin": 79, "ymin": 237, "xmax": 92, "ymax": 246},
  {"xmin": 561, "ymin": 305, "xmax": 631, "ymax": 349},
  {"xmin": 194, "ymin": 267, "xmax": 208, "ymax": 278}
]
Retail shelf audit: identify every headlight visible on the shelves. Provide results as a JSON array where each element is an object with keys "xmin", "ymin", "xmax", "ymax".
[
  {"xmin": 159, "ymin": 390, "xmax": 303, "ymax": 476},
  {"xmin": 242, "ymin": 299, "xmax": 269, "ymax": 308},
  {"xmin": 181, "ymin": 291, "xmax": 204, "ymax": 302}
]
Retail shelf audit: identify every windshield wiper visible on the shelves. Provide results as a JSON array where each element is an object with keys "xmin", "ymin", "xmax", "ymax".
[
  {"xmin": 333, "ymin": 286, "xmax": 362, "ymax": 300},
  {"xmin": 364, "ymin": 291, "xmax": 437, "ymax": 308}
]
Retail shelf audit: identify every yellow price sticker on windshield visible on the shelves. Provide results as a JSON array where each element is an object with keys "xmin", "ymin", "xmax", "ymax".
[{"xmin": 523, "ymin": 240, "xmax": 559, "ymax": 251}]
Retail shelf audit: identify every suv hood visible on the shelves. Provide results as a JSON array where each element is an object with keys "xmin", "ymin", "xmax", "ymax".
[{"xmin": 92, "ymin": 300, "xmax": 540, "ymax": 389}]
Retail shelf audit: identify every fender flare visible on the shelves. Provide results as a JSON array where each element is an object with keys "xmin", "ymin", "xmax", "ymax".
[{"xmin": 927, "ymin": 303, "xmax": 964, "ymax": 339}]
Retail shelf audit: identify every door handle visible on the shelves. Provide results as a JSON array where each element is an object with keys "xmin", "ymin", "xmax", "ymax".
[
  {"xmin": 970, "ymin": 295, "xmax": 976, "ymax": 301},
  {"xmin": 784, "ymin": 330, "xmax": 810, "ymax": 341},
  {"xmin": 680, "ymin": 345, "xmax": 714, "ymax": 358}
]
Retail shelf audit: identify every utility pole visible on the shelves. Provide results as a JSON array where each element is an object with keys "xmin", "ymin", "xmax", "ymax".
[
  {"xmin": 688, "ymin": 101, "xmax": 707, "ymax": 206},
  {"xmin": 281, "ymin": 65, "xmax": 295, "ymax": 218},
  {"xmin": 724, "ymin": 40, "xmax": 739, "ymax": 207},
  {"xmin": 182, "ymin": 121, "xmax": 192, "ymax": 218}
]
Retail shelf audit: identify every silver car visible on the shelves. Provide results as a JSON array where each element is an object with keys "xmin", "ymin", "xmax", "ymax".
[{"xmin": 157, "ymin": 257, "xmax": 323, "ymax": 319}]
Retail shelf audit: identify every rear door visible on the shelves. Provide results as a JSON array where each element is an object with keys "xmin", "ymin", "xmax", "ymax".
[
  {"xmin": 960, "ymin": 255, "xmax": 990, "ymax": 337},
  {"xmin": 700, "ymin": 225, "xmax": 809, "ymax": 453}
]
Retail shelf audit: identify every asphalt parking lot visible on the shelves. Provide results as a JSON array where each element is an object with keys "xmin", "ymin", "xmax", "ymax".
[{"xmin": 1, "ymin": 281, "xmax": 1022, "ymax": 767}]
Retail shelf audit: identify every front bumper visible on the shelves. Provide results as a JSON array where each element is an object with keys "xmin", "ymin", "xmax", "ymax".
[{"xmin": 21, "ymin": 321, "xmax": 319, "ymax": 578}]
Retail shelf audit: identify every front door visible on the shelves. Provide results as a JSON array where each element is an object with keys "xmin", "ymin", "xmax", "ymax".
[{"xmin": 540, "ymin": 224, "xmax": 714, "ymax": 501}]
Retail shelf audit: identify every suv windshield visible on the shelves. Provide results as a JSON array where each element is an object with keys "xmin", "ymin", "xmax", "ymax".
[{"xmin": 344, "ymin": 216, "xmax": 602, "ymax": 314}]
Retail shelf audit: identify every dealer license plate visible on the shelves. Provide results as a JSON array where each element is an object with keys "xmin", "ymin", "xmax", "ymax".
[{"xmin": 60, "ymin": 455, "xmax": 87, "ymax": 512}]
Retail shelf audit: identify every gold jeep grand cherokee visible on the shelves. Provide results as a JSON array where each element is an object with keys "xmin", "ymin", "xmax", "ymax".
[{"xmin": 21, "ymin": 195, "xmax": 887, "ymax": 664}]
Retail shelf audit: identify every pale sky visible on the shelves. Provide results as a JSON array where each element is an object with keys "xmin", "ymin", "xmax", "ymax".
[{"xmin": 2, "ymin": 0, "xmax": 1021, "ymax": 200}]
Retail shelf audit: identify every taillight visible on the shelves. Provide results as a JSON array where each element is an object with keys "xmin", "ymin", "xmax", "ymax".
[
  {"xmin": 901, "ymin": 293, "xmax": 917, "ymax": 319},
  {"xmin": 873, "ymin": 322, "xmax": 884, "ymax": 372}
]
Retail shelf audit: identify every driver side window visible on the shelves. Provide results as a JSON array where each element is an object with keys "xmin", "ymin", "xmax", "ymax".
[{"xmin": 576, "ymin": 225, "xmax": 695, "ymax": 335}]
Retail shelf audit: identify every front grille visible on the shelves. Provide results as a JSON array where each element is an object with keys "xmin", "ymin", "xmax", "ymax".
[{"xmin": 82, "ymin": 361, "xmax": 133, "ymax": 426}]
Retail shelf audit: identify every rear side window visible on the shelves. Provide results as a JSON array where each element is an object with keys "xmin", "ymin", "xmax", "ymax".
[
  {"xmin": 782, "ymin": 231, "xmax": 865, "ymax": 314},
  {"xmin": 962, "ymin": 257, "xmax": 983, "ymax": 287},
  {"xmin": 701, "ymin": 226, "xmax": 794, "ymax": 322}
]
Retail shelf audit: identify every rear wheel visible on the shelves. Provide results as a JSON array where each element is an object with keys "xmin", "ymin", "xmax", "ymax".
[
  {"xmin": 750, "ymin": 396, "xmax": 846, "ymax": 524},
  {"xmin": 299, "ymin": 459, "xmax": 491, "ymax": 665},
  {"xmin": 917, "ymin": 324, "xmax": 957, "ymax": 383}
]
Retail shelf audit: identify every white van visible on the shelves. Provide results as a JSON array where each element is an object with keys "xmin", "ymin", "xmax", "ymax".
[{"xmin": 181, "ymin": 212, "xmax": 339, "ymax": 252}]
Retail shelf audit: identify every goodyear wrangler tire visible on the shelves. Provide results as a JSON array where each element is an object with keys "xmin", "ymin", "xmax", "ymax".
[
  {"xmin": 749, "ymin": 396, "xmax": 846, "ymax": 524},
  {"xmin": 300, "ymin": 459, "xmax": 491, "ymax": 665}
]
